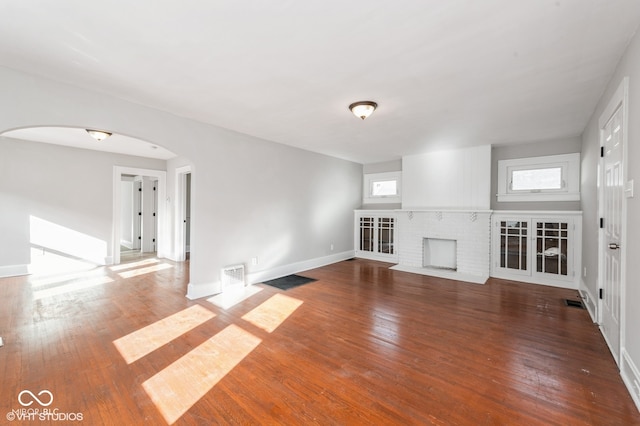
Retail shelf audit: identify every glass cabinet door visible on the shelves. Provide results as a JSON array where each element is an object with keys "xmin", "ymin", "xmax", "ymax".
[
  {"xmin": 377, "ymin": 217, "xmax": 394, "ymax": 254},
  {"xmin": 359, "ymin": 217, "xmax": 375, "ymax": 252},
  {"xmin": 536, "ymin": 221, "xmax": 568, "ymax": 276},
  {"xmin": 499, "ymin": 220, "xmax": 528, "ymax": 272}
]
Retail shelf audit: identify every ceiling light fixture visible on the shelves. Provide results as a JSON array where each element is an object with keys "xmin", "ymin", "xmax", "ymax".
[
  {"xmin": 86, "ymin": 129, "xmax": 112, "ymax": 141},
  {"xmin": 349, "ymin": 101, "xmax": 377, "ymax": 120}
]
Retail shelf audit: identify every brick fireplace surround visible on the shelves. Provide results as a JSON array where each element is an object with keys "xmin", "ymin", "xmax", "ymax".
[{"xmin": 390, "ymin": 210, "xmax": 492, "ymax": 284}]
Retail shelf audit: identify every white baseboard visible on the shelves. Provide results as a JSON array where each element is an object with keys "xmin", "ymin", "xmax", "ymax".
[
  {"xmin": 186, "ymin": 280, "xmax": 221, "ymax": 300},
  {"xmin": 621, "ymin": 348, "xmax": 640, "ymax": 413},
  {"xmin": 246, "ymin": 250, "xmax": 354, "ymax": 286},
  {"xmin": 490, "ymin": 271, "xmax": 577, "ymax": 290},
  {"xmin": 0, "ymin": 264, "xmax": 29, "ymax": 278},
  {"xmin": 579, "ymin": 278, "xmax": 598, "ymax": 323},
  {"xmin": 186, "ymin": 250, "xmax": 355, "ymax": 300},
  {"xmin": 390, "ymin": 264, "xmax": 488, "ymax": 284}
]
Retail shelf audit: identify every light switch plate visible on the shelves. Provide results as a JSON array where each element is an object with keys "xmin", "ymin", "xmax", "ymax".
[{"xmin": 625, "ymin": 179, "xmax": 634, "ymax": 198}]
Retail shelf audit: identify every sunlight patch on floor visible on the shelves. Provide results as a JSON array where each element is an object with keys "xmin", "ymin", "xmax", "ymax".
[
  {"xmin": 241, "ymin": 293, "xmax": 303, "ymax": 333},
  {"xmin": 117, "ymin": 262, "xmax": 173, "ymax": 279},
  {"xmin": 109, "ymin": 258, "xmax": 160, "ymax": 272},
  {"xmin": 207, "ymin": 285, "xmax": 263, "ymax": 310},
  {"xmin": 30, "ymin": 269, "xmax": 106, "ymax": 288},
  {"xmin": 33, "ymin": 276, "xmax": 114, "ymax": 300},
  {"xmin": 113, "ymin": 305, "xmax": 216, "ymax": 364},
  {"xmin": 142, "ymin": 324, "xmax": 261, "ymax": 424}
]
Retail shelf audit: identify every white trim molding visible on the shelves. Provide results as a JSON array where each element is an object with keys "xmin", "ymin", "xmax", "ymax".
[
  {"xmin": 0, "ymin": 264, "xmax": 29, "ymax": 278},
  {"xmin": 621, "ymin": 348, "xmax": 640, "ymax": 412},
  {"xmin": 579, "ymin": 278, "xmax": 598, "ymax": 323},
  {"xmin": 112, "ymin": 166, "xmax": 167, "ymax": 265}
]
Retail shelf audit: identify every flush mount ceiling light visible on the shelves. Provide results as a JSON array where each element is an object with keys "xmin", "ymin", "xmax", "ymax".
[
  {"xmin": 349, "ymin": 101, "xmax": 377, "ymax": 120},
  {"xmin": 86, "ymin": 129, "xmax": 112, "ymax": 141}
]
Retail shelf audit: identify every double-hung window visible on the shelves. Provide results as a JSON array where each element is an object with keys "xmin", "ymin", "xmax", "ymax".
[{"xmin": 497, "ymin": 153, "xmax": 580, "ymax": 202}]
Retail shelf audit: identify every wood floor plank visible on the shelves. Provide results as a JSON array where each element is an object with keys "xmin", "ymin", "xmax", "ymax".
[{"xmin": 0, "ymin": 257, "xmax": 638, "ymax": 425}]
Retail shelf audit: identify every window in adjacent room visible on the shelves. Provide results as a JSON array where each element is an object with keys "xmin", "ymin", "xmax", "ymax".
[
  {"xmin": 363, "ymin": 171, "xmax": 401, "ymax": 204},
  {"xmin": 497, "ymin": 153, "xmax": 580, "ymax": 202}
]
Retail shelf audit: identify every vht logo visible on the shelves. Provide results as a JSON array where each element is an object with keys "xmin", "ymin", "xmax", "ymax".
[{"xmin": 18, "ymin": 390, "xmax": 53, "ymax": 407}]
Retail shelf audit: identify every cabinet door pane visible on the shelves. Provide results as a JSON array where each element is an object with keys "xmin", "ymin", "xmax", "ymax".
[
  {"xmin": 536, "ymin": 221, "xmax": 568, "ymax": 276},
  {"xmin": 378, "ymin": 217, "xmax": 394, "ymax": 254},
  {"xmin": 360, "ymin": 217, "xmax": 374, "ymax": 252},
  {"xmin": 500, "ymin": 221, "xmax": 527, "ymax": 271}
]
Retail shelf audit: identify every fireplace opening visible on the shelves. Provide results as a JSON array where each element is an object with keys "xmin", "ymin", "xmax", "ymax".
[{"xmin": 423, "ymin": 238, "xmax": 457, "ymax": 271}]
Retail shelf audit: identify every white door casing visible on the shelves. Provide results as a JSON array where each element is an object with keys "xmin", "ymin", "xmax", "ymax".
[
  {"xmin": 112, "ymin": 166, "xmax": 167, "ymax": 265},
  {"xmin": 174, "ymin": 166, "xmax": 192, "ymax": 262},
  {"xmin": 598, "ymin": 78, "xmax": 628, "ymax": 367}
]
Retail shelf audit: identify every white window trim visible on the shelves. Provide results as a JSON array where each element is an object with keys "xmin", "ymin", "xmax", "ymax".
[
  {"xmin": 363, "ymin": 171, "xmax": 402, "ymax": 204},
  {"xmin": 497, "ymin": 153, "xmax": 580, "ymax": 202}
]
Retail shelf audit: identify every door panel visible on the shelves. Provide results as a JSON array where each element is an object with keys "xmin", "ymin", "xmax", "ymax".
[{"xmin": 601, "ymin": 105, "xmax": 623, "ymax": 364}]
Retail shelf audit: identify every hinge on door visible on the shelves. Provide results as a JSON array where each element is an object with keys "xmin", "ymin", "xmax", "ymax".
[
  {"xmin": 599, "ymin": 288, "xmax": 603, "ymax": 299},
  {"xmin": 139, "ymin": 187, "xmax": 142, "ymax": 192},
  {"xmin": 153, "ymin": 187, "xmax": 156, "ymax": 191},
  {"xmin": 153, "ymin": 213, "xmax": 156, "ymax": 217},
  {"xmin": 600, "ymin": 218, "xmax": 604, "ymax": 229},
  {"xmin": 600, "ymin": 146, "xmax": 605, "ymax": 157},
  {"xmin": 139, "ymin": 212, "xmax": 142, "ymax": 216},
  {"xmin": 138, "ymin": 236, "xmax": 141, "ymax": 240},
  {"xmin": 152, "ymin": 238, "xmax": 156, "ymax": 243}
]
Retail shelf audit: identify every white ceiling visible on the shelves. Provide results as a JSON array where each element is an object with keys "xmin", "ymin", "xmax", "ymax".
[{"xmin": 1, "ymin": 1, "xmax": 639, "ymax": 164}]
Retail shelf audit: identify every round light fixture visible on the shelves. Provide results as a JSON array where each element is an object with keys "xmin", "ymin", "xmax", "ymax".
[
  {"xmin": 86, "ymin": 129, "xmax": 112, "ymax": 141},
  {"xmin": 349, "ymin": 101, "xmax": 377, "ymax": 120}
]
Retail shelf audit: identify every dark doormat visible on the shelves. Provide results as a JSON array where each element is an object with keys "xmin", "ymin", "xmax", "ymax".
[{"xmin": 262, "ymin": 274, "xmax": 317, "ymax": 291}]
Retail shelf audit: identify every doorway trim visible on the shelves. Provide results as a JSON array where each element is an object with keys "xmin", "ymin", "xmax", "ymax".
[
  {"xmin": 174, "ymin": 165, "xmax": 192, "ymax": 262},
  {"xmin": 113, "ymin": 166, "xmax": 167, "ymax": 265},
  {"xmin": 597, "ymin": 77, "xmax": 629, "ymax": 366}
]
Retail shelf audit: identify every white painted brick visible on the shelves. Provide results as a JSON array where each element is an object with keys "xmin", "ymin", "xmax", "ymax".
[{"xmin": 397, "ymin": 211, "xmax": 491, "ymax": 277}]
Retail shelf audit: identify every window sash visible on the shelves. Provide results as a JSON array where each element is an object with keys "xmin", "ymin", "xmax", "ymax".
[{"xmin": 508, "ymin": 164, "xmax": 566, "ymax": 193}]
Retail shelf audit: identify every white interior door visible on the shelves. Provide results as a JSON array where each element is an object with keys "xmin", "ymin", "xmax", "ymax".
[
  {"xmin": 600, "ymin": 105, "xmax": 623, "ymax": 364},
  {"xmin": 133, "ymin": 179, "xmax": 142, "ymax": 250}
]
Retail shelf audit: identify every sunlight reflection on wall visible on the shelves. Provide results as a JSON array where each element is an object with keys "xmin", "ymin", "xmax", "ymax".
[{"xmin": 29, "ymin": 216, "xmax": 107, "ymax": 264}]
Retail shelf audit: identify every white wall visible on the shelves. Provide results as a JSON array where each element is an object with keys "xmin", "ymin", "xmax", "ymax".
[
  {"xmin": 0, "ymin": 66, "xmax": 362, "ymax": 297},
  {"xmin": 581, "ymin": 27, "xmax": 640, "ymax": 408},
  {"xmin": 0, "ymin": 137, "xmax": 165, "ymax": 270},
  {"xmin": 402, "ymin": 145, "xmax": 491, "ymax": 210}
]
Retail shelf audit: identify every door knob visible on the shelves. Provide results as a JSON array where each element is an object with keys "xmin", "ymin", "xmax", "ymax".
[{"xmin": 608, "ymin": 243, "xmax": 620, "ymax": 250}]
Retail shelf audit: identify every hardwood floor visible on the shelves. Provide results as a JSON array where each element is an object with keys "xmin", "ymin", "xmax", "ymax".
[{"xmin": 1, "ymin": 257, "xmax": 638, "ymax": 425}]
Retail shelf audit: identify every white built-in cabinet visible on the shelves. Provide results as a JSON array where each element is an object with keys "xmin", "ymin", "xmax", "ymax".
[
  {"xmin": 491, "ymin": 211, "xmax": 582, "ymax": 288},
  {"xmin": 354, "ymin": 210, "xmax": 398, "ymax": 262}
]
